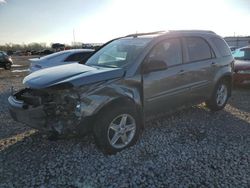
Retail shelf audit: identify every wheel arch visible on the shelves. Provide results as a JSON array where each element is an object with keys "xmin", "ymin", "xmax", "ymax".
[
  {"xmin": 92, "ymin": 96, "xmax": 144, "ymax": 130},
  {"xmin": 216, "ymin": 73, "xmax": 233, "ymax": 97}
]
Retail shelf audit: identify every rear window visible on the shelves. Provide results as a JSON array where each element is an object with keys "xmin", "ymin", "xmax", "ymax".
[
  {"xmin": 233, "ymin": 48, "xmax": 250, "ymax": 60},
  {"xmin": 39, "ymin": 51, "xmax": 70, "ymax": 60},
  {"xmin": 65, "ymin": 52, "xmax": 93, "ymax": 62},
  {"xmin": 184, "ymin": 37, "xmax": 214, "ymax": 62},
  {"xmin": 211, "ymin": 37, "xmax": 231, "ymax": 57}
]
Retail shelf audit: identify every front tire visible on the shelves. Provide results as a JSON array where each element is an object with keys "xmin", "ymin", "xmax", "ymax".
[
  {"xmin": 206, "ymin": 80, "xmax": 230, "ymax": 111},
  {"xmin": 93, "ymin": 105, "xmax": 141, "ymax": 154}
]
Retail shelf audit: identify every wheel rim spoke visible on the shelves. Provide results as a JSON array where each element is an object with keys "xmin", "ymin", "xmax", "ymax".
[
  {"xmin": 109, "ymin": 123, "xmax": 119, "ymax": 131},
  {"xmin": 110, "ymin": 133, "xmax": 120, "ymax": 145},
  {"xmin": 120, "ymin": 114, "xmax": 128, "ymax": 126},
  {"xmin": 121, "ymin": 133, "xmax": 128, "ymax": 144},
  {"xmin": 125, "ymin": 124, "xmax": 136, "ymax": 132}
]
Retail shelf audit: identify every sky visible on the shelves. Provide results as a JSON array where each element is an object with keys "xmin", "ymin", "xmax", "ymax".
[{"xmin": 0, "ymin": 0, "xmax": 250, "ymax": 45}]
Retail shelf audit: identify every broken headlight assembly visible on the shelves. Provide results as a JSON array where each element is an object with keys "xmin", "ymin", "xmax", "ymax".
[
  {"xmin": 12, "ymin": 83, "xmax": 90, "ymax": 134},
  {"xmin": 42, "ymin": 87, "xmax": 88, "ymax": 134}
]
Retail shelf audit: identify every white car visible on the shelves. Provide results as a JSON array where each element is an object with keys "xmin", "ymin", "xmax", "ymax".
[{"xmin": 29, "ymin": 49, "xmax": 94, "ymax": 72}]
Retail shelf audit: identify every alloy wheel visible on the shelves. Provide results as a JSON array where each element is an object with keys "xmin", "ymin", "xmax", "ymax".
[
  {"xmin": 107, "ymin": 114, "xmax": 136, "ymax": 149},
  {"xmin": 216, "ymin": 84, "xmax": 228, "ymax": 107}
]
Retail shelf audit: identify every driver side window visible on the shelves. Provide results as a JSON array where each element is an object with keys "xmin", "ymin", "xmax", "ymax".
[{"xmin": 149, "ymin": 38, "xmax": 182, "ymax": 67}]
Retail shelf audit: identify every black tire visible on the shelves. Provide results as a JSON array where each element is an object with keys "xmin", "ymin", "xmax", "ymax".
[
  {"xmin": 205, "ymin": 79, "xmax": 230, "ymax": 111},
  {"xmin": 47, "ymin": 131, "xmax": 59, "ymax": 141},
  {"xmin": 93, "ymin": 105, "xmax": 141, "ymax": 154},
  {"xmin": 4, "ymin": 63, "xmax": 11, "ymax": 70}
]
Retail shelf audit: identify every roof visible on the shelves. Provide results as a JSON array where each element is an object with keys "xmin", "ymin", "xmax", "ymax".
[
  {"xmin": 125, "ymin": 31, "xmax": 166, "ymax": 38},
  {"xmin": 124, "ymin": 30, "xmax": 217, "ymax": 38},
  {"xmin": 64, "ymin": 49, "xmax": 94, "ymax": 53},
  {"xmin": 240, "ymin": 45, "xmax": 250, "ymax": 50},
  {"xmin": 169, "ymin": 30, "xmax": 216, "ymax": 34}
]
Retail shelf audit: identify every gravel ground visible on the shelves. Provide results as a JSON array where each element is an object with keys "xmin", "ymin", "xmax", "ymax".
[{"xmin": 0, "ymin": 57, "xmax": 250, "ymax": 187}]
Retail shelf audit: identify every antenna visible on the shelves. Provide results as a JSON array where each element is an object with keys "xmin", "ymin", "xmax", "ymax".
[{"xmin": 73, "ymin": 29, "xmax": 76, "ymax": 48}]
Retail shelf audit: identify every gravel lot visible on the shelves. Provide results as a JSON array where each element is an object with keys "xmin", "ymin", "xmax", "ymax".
[{"xmin": 0, "ymin": 56, "xmax": 250, "ymax": 187}]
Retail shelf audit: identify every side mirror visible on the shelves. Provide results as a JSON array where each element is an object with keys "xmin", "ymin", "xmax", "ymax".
[{"xmin": 143, "ymin": 59, "xmax": 167, "ymax": 73}]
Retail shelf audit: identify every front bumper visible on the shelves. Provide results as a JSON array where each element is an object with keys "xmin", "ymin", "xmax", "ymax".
[
  {"xmin": 8, "ymin": 95, "xmax": 51, "ymax": 131},
  {"xmin": 8, "ymin": 90, "xmax": 94, "ymax": 135}
]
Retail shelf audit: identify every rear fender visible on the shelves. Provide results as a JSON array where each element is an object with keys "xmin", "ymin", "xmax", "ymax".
[{"xmin": 212, "ymin": 69, "xmax": 233, "ymax": 97}]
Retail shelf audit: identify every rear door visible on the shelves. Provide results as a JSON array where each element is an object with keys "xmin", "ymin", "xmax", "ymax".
[
  {"xmin": 181, "ymin": 36, "xmax": 216, "ymax": 101},
  {"xmin": 143, "ymin": 38, "xmax": 192, "ymax": 115}
]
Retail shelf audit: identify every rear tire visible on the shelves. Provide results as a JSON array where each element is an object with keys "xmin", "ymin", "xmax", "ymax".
[
  {"xmin": 93, "ymin": 105, "xmax": 141, "ymax": 154},
  {"xmin": 206, "ymin": 79, "xmax": 230, "ymax": 111}
]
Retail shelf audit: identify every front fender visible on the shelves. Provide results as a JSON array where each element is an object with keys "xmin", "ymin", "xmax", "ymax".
[{"xmin": 77, "ymin": 79, "xmax": 142, "ymax": 117}]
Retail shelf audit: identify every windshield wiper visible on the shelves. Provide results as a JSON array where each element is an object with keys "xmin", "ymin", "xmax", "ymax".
[{"xmin": 92, "ymin": 64, "xmax": 117, "ymax": 68}]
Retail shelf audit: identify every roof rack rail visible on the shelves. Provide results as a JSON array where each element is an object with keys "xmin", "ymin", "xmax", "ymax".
[
  {"xmin": 126, "ymin": 31, "xmax": 166, "ymax": 38},
  {"xmin": 169, "ymin": 30, "xmax": 216, "ymax": 34}
]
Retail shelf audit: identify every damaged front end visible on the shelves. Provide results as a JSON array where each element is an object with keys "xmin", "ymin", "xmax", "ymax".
[
  {"xmin": 9, "ymin": 76, "xmax": 143, "ymax": 136},
  {"xmin": 8, "ymin": 86, "xmax": 86, "ymax": 135}
]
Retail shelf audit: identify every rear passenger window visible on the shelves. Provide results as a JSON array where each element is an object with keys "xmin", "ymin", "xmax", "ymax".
[
  {"xmin": 211, "ymin": 37, "xmax": 231, "ymax": 57},
  {"xmin": 148, "ymin": 38, "xmax": 182, "ymax": 67},
  {"xmin": 184, "ymin": 37, "xmax": 213, "ymax": 62},
  {"xmin": 65, "ymin": 52, "xmax": 92, "ymax": 62}
]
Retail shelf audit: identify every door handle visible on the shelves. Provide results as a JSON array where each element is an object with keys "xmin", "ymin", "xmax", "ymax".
[
  {"xmin": 211, "ymin": 62, "xmax": 217, "ymax": 66},
  {"xmin": 178, "ymin": 69, "xmax": 185, "ymax": 75}
]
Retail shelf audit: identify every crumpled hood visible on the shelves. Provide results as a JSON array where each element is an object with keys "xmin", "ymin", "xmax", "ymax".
[
  {"xmin": 234, "ymin": 60, "xmax": 250, "ymax": 70},
  {"xmin": 23, "ymin": 63, "xmax": 125, "ymax": 89}
]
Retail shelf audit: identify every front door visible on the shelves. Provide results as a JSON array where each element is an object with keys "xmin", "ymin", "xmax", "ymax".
[{"xmin": 143, "ymin": 38, "xmax": 192, "ymax": 116}]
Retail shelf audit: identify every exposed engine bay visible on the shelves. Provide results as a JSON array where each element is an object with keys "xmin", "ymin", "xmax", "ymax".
[{"xmin": 13, "ymin": 88, "xmax": 83, "ymax": 134}]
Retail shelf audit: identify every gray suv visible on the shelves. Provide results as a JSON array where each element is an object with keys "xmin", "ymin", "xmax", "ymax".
[{"xmin": 8, "ymin": 30, "xmax": 234, "ymax": 154}]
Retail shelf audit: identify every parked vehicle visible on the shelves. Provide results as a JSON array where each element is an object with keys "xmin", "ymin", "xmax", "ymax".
[
  {"xmin": 29, "ymin": 49, "xmax": 94, "ymax": 72},
  {"xmin": 31, "ymin": 50, "xmax": 39, "ymax": 55},
  {"xmin": 7, "ymin": 50, "xmax": 14, "ymax": 56},
  {"xmin": 13, "ymin": 51, "xmax": 25, "ymax": 56},
  {"xmin": 39, "ymin": 49, "xmax": 54, "ymax": 55},
  {"xmin": 0, "ymin": 51, "xmax": 13, "ymax": 70},
  {"xmin": 229, "ymin": 46, "xmax": 237, "ymax": 53},
  {"xmin": 233, "ymin": 46, "xmax": 250, "ymax": 85},
  {"xmin": 8, "ymin": 30, "xmax": 234, "ymax": 154}
]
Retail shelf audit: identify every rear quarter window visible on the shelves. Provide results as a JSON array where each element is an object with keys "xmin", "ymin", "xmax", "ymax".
[{"xmin": 211, "ymin": 37, "xmax": 231, "ymax": 57}]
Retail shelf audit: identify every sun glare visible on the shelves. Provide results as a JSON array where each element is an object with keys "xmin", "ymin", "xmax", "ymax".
[{"xmin": 74, "ymin": 0, "xmax": 241, "ymax": 44}]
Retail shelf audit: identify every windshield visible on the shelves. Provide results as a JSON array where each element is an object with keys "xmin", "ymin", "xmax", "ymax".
[
  {"xmin": 86, "ymin": 37, "xmax": 152, "ymax": 68},
  {"xmin": 233, "ymin": 47, "xmax": 250, "ymax": 60}
]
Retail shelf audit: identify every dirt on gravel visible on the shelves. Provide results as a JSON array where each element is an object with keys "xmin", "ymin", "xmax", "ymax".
[{"xmin": 0, "ymin": 56, "xmax": 250, "ymax": 187}]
